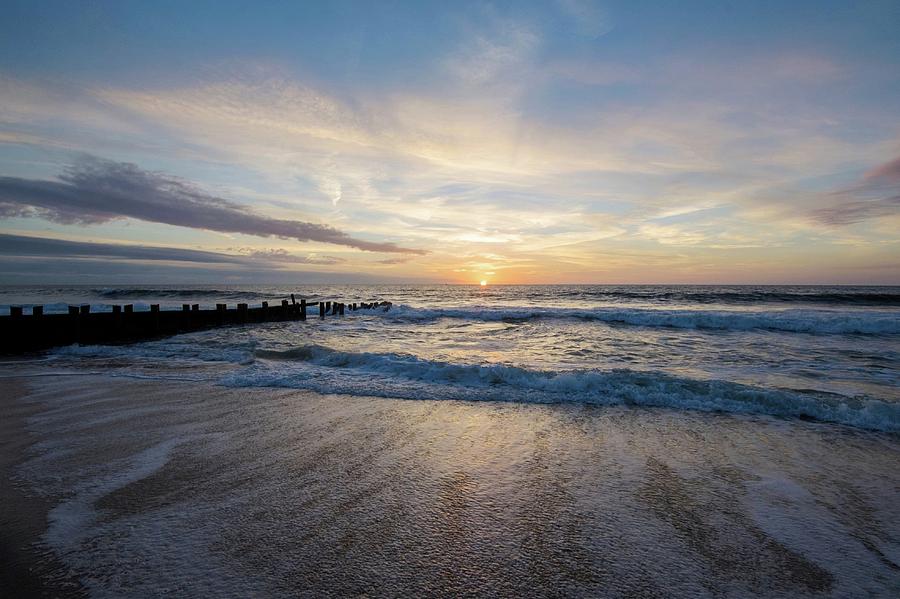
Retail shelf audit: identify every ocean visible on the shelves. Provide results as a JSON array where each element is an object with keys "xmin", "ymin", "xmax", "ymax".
[
  {"xmin": 3, "ymin": 284, "xmax": 900, "ymax": 596},
  {"xmin": 4, "ymin": 284, "xmax": 898, "ymax": 432}
]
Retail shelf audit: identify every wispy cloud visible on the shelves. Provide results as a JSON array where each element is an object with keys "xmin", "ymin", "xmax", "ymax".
[
  {"xmin": 0, "ymin": 157, "xmax": 425, "ymax": 254},
  {"xmin": 445, "ymin": 20, "xmax": 540, "ymax": 87},
  {"xmin": 865, "ymin": 156, "xmax": 900, "ymax": 182},
  {"xmin": 230, "ymin": 247, "xmax": 346, "ymax": 265},
  {"xmin": 556, "ymin": 0, "xmax": 613, "ymax": 38},
  {"xmin": 811, "ymin": 155, "xmax": 900, "ymax": 226}
]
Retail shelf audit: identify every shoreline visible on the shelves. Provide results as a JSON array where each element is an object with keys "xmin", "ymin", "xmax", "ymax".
[{"xmin": 3, "ymin": 367, "xmax": 899, "ymax": 596}]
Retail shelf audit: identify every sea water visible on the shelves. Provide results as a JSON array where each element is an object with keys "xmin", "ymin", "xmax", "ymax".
[{"xmin": 3, "ymin": 284, "xmax": 898, "ymax": 432}]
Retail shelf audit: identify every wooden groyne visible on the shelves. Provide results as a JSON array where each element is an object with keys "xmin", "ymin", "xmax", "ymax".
[{"xmin": 0, "ymin": 298, "xmax": 392, "ymax": 355}]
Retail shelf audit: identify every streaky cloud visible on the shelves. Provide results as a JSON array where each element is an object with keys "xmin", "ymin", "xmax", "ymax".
[
  {"xmin": 865, "ymin": 156, "xmax": 900, "ymax": 182},
  {"xmin": 236, "ymin": 248, "xmax": 347, "ymax": 265},
  {"xmin": 0, "ymin": 233, "xmax": 433, "ymax": 285},
  {"xmin": 0, "ymin": 233, "xmax": 342, "ymax": 266},
  {"xmin": 813, "ymin": 195, "xmax": 900, "ymax": 226},
  {"xmin": 0, "ymin": 157, "xmax": 425, "ymax": 254},
  {"xmin": 812, "ymin": 155, "xmax": 900, "ymax": 226}
]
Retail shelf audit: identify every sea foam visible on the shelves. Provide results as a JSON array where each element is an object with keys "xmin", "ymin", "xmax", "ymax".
[{"xmin": 228, "ymin": 344, "xmax": 900, "ymax": 432}]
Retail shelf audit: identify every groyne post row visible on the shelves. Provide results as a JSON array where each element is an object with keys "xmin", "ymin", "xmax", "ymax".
[{"xmin": 0, "ymin": 299, "xmax": 392, "ymax": 354}]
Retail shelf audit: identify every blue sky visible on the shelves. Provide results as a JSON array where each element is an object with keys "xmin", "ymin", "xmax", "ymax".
[{"xmin": 0, "ymin": 0, "xmax": 898, "ymax": 283}]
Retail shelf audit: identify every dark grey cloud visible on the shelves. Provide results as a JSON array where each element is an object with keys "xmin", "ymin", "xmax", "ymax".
[
  {"xmin": 0, "ymin": 256, "xmax": 428, "ymax": 285},
  {"xmin": 0, "ymin": 157, "xmax": 425, "ymax": 254},
  {"xmin": 812, "ymin": 156, "xmax": 900, "ymax": 226},
  {"xmin": 0, "ymin": 234, "xmax": 435, "ymax": 284},
  {"xmin": 0, "ymin": 233, "xmax": 343, "ymax": 266}
]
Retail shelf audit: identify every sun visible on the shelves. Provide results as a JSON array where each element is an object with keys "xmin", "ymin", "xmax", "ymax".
[{"xmin": 480, "ymin": 280, "xmax": 488, "ymax": 286}]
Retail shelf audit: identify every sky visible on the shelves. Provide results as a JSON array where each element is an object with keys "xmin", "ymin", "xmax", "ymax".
[{"xmin": 0, "ymin": 0, "xmax": 898, "ymax": 285}]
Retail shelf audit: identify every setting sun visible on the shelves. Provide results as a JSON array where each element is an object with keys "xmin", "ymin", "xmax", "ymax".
[{"xmin": 480, "ymin": 280, "xmax": 487, "ymax": 286}]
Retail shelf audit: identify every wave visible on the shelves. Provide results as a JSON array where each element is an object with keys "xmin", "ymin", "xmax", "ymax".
[
  {"xmin": 552, "ymin": 289, "xmax": 900, "ymax": 306},
  {"xmin": 375, "ymin": 305, "xmax": 900, "ymax": 335},
  {"xmin": 229, "ymin": 344, "xmax": 900, "ymax": 432},
  {"xmin": 53, "ymin": 337, "xmax": 258, "ymax": 364}
]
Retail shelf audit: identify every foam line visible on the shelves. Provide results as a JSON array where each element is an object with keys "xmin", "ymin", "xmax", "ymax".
[{"xmin": 231, "ymin": 345, "xmax": 900, "ymax": 432}]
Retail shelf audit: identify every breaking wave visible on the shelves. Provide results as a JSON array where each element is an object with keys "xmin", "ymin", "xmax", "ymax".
[
  {"xmin": 549, "ymin": 288, "xmax": 900, "ymax": 306},
  {"xmin": 374, "ymin": 305, "xmax": 900, "ymax": 335},
  {"xmin": 230, "ymin": 344, "xmax": 900, "ymax": 432}
]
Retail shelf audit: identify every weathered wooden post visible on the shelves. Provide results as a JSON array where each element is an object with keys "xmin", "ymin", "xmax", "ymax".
[
  {"xmin": 79, "ymin": 305, "xmax": 90, "ymax": 343},
  {"xmin": 124, "ymin": 304, "xmax": 134, "ymax": 313},
  {"xmin": 32, "ymin": 305, "xmax": 43, "ymax": 317},
  {"xmin": 183, "ymin": 304, "xmax": 190, "ymax": 312},
  {"xmin": 300, "ymin": 298, "xmax": 307, "ymax": 321},
  {"xmin": 150, "ymin": 304, "xmax": 160, "ymax": 333},
  {"xmin": 339, "ymin": 303, "xmax": 345, "ymax": 316},
  {"xmin": 217, "ymin": 303, "xmax": 226, "ymax": 325},
  {"xmin": 237, "ymin": 303, "xmax": 248, "ymax": 323},
  {"xmin": 6, "ymin": 307, "xmax": 22, "ymax": 353},
  {"xmin": 111, "ymin": 305, "xmax": 122, "ymax": 335},
  {"xmin": 191, "ymin": 304, "xmax": 199, "ymax": 311},
  {"xmin": 68, "ymin": 305, "xmax": 79, "ymax": 344},
  {"xmin": 319, "ymin": 302, "xmax": 326, "ymax": 319}
]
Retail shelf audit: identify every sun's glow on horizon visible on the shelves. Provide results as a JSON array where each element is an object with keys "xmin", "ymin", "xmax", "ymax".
[{"xmin": 480, "ymin": 280, "xmax": 488, "ymax": 286}]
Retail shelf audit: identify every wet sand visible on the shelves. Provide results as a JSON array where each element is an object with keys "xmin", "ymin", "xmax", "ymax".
[
  {"xmin": 2, "ymin": 365, "xmax": 899, "ymax": 597},
  {"xmin": 0, "ymin": 376, "xmax": 85, "ymax": 597}
]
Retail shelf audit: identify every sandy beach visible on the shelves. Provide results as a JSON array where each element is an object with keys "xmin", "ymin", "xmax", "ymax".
[{"xmin": 2, "ymin": 363, "xmax": 899, "ymax": 598}]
